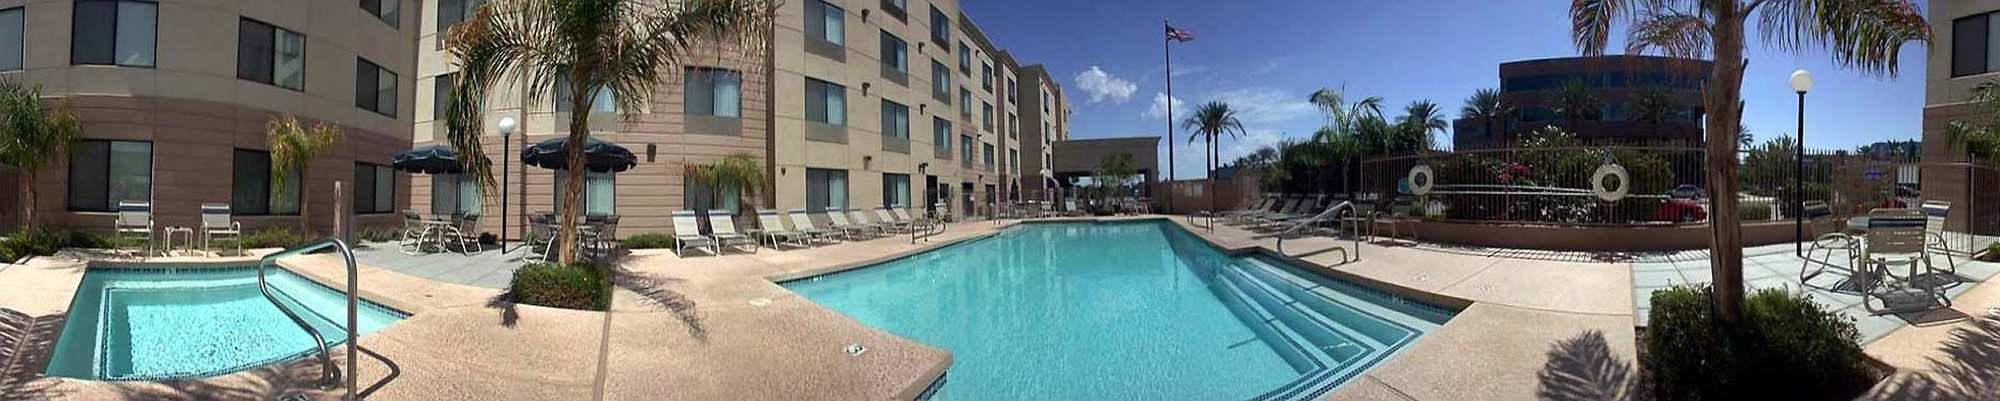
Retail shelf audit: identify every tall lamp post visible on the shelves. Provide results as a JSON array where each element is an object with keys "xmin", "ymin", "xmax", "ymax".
[
  {"xmin": 1790, "ymin": 69, "xmax": 1812, "ymax": 256},
  {"xmin": 498, "ymin": 116, "xmax": 518, "ymax": 253}
]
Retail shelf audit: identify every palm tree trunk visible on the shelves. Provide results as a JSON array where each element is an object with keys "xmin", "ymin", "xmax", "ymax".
[
  {"xmin": 298, "ymin": 171, "xmax": 310, "ymax": 235},
  {"xmin": 556, "ymin": 92, "xmax": 590, "ymax": 266},
  {"xmin": 1706, "ymin": 4, "xmax": 1749, "ymax": 322},
  {"xmin": 20, "ymin": 168, "xmax": 34, "ymax": 229}
]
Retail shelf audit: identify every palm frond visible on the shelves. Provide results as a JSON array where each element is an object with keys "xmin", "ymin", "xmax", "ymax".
[
  {"xmin": 0, "ymin": 81, "xmax": 79, "ymax": 170},
  {"xmin": 1757, "ymin": 0, "xmax": 1929, "ymax": 77},
  {"xmin": 1571, "ymin": 0, "xmax": 1633, "ymax": 56},
  {"xmin": 1626, "ymin": 10, "xmax": 1712, "ymax": 59},
  {"xmin": 266, "ymin": 115, "xmax": 342, "ymax": 194}
]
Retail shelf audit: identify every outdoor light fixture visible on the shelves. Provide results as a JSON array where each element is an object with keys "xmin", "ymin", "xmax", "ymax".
[
  {"xmin": 1791, "ymin": 69, "xmax": 1811, "ymax": 256},
  {"xmin": 497, "ymin": 116, "xmax": 518, "ymax": 252}
]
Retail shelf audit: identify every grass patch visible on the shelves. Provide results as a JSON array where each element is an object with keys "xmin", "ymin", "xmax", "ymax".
[
  {"xmin": 622, "ymin": 233, "xmax": 676, "ymax": 250},
  {"xmin": 0, "ymin": 228, "xmax": 112, "ymax": 262},
  {"xmin": 241, "ymin": 228, "xmax": 309, "ymax": 249},
  {"xmin": 509, "ymin": 262, "xmax": 610, "ymax": 311}
]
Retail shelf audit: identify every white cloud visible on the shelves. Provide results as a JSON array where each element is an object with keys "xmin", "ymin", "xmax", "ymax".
[
  {"xmin": 1205, "ymin": 87, "xmax": 1319, "ymax": 125},
  {"xmin": 1144, "ymin": 92, "xmax": 1185, "ymax": 120},
  {"xmin": 1073, "ymin": 66, "xmax": 1137, "ymax": 103}
]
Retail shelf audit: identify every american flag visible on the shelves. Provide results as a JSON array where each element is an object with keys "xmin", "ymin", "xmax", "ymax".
[{"xmin": 1166, "ymin": 25, "xmax": 1194, "ymax": 42}]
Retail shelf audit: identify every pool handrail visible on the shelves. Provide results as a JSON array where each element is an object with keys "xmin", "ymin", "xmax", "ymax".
[
  {"xmin": 1276, "ymin": 201, "xmax": 1358, "ymax": 263},
  {"xmin": 255, "ymin": 237, "xmax": 360, "ymax": 396}
]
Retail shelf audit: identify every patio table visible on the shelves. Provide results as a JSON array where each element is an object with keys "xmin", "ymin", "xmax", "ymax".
[{"xmin": 415, "ymin": 216, "xmax": 460, "ymax": 253}]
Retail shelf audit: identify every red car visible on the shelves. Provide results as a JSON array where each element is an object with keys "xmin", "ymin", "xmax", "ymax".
[{"xmin": 1654, "ymin": 198, "xmax": 1708, "ymax": 223}]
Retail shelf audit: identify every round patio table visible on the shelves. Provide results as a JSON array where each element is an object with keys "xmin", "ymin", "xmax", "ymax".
[{"xmin": 1845, "ymin": 216, "xmax": 1870, "ymax": 234}]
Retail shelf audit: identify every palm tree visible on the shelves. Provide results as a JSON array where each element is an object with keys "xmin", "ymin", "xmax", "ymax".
[
  {"xmin": 1570, "ymin": 0, "xmax": 1929, "ymax": 320},
  {"xmin": 1945, "ymin": 80, "xmax": 2000, "ymax": 161},
  {"xmin": 1459, "ymin": 88, "xmax": 1512, "ymax": 145},
  {"xmin": 1309, "ymin": 87, "xmax": 1382, "ymax": 196},
  {"xmin": 1631, "ymin": 86, "xmax": 1673, "ymax": 137},
  {"xmin": 0, "ymin": 81, "xmax": 80, "ymax": 229},
  {"xmin": 444, "ymin": 0, "xmax": 775, "ymax": 264},
  {"xmin": 1401, "ymin": 100, "xmax": 1448, "ymax": 151},
  {"xmin": 268, "ymin": 115, "xmax": 343, "ymax": 235},
  {"xmin": 686, "ymin": 152, "xmax": 765, "ymax": 220},
  {"xmin": 1552, "ymin": 80, "xmax": 1601, "ymax": 131},
  {"xmin": 1181, "ymin": 101, "xmax": 1246, "ymax": 215}
]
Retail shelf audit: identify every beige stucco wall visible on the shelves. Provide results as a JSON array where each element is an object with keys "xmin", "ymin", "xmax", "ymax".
[{"xmin": 1922, "ymin": 0, "xmax": 2000, "ymax": 234}]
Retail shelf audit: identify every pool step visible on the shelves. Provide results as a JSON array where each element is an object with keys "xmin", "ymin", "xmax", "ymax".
[
  {"xmin": 1214, "ymin": 259, "xmax": 1445, "ymax": 401},
  {"xmin": 1211, "ymin": 269, "xmax": 1330, "ymax": 374}
]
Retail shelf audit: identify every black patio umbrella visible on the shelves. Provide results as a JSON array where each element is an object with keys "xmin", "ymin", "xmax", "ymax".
[
  {"xmin": 391, "ymin": 144, "xmax": 463, "ymax": 174},
  {"xmin": 520, "ymin": 137, "xmax": 637, "ymax": 173}
]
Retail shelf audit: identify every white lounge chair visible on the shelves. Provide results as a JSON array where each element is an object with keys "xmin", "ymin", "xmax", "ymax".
[
  {"xmin": 199, "ymin": 203, "xmax": 241, "ymax": 256},
  {"xmin": 872, "ymin": 207, "xmax": 912, "ymax": 233},
  {"xmin": 746, "ymin": 210, "xmax": 807, "ymax": 249},
  {"xmin": 788, "ymin": 209, "xmax": 836, "ymax": 243},
  {"xmin": 708, "ymin": 210, "xmax": 758, "ymax": 254},
  {"xmin": 115, "ymin": 201, "xmax": 154, "ymax": 256},
  {"xmin": 671, "ymin": 210, "xmax": 717, "ymax": 256},
  {"xmin": 824, "ymin": 209, "xmax": 874, "ymax": 240}
]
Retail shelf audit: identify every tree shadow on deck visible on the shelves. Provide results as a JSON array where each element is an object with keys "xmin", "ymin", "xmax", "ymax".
[
  {"xmin": 1862, "ymin": 315, "xmax": 2000, "ymax": 400},
  {"xmin": 1537, "ymin": 329, "xmax": 1648, "ymax": 401},
  {"xmin": 0, "ymin": 308, "xmax": 66, "ymax": 400}
]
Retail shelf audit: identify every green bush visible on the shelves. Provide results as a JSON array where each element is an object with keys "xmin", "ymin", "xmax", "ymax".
[
  {"xmin": 1646, "ymin": 285, "xmax": 1873, "ymax": 400},
  {"xmin": 241, "ymin": 228, "xmax": 309, "ymax": 249},
  {"xmin": 1980, "ymin": 242, "xmax": 2000, "ymax": 262},
  {"xmin": 509, "ymin": 263, "xmax": 610, "ymax": 311},
  {"xmin": 358, "ymin": 227, "xmax": 403, "ymax": 243},
  {"xmin": 1737, "ymin": 201, "xmax": 1773, "ymax": 221},
  {"xmin": 622, "ymin": 233, "xmax": 675, "ymax": 250},
  {"xmin": 0, "ymin": 228, "xmax": 114, "ymax": 261}
]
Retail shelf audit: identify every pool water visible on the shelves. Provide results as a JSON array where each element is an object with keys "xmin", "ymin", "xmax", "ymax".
[
  {"xmin": 45, "ymin": 267, "xmax": 407, "ymax": 381},
  {"xmin": 784, "ymin": 221, "xmax": 1454, "ymax": 400}
]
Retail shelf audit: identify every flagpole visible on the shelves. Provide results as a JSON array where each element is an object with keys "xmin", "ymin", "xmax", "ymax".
[{"xmin": 1163, "ymin": 18, "xmax": 1176, "ymax": 215}]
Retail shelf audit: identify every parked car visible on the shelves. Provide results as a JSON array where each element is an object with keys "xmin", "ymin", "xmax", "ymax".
[
  {"xmin": 1668, "ymin": 184, "xmax": 1706, "ymax": 200},
  {"xmin": 1654, "ymin": 198, "xmax": 1708, "ymax": 223}
]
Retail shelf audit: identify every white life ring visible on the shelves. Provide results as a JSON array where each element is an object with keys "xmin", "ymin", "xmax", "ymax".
[
  {"xmin": 1407, "ymin": 165, "xmax": 1434, "ymax": 196},
  {"xmin": 1592, "ymin": 164, "xmax": 1629, "ymax": 202}
]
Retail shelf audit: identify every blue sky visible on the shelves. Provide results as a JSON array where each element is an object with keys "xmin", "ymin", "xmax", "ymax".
[{"xmin": 962, "ymin": 0, "xmax": 1931, "ymax": 180}]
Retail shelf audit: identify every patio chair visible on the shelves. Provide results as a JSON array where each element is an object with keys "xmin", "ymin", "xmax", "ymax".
[
  {"xmin": 1921, "ymin": 200, "xmax": 1960, "ymax": 276},
  {"xmin": 707, "ymin": 210, "xmax": 758, "ymax": 254},
  {"xmin": 448, "ymin": 213, "xmax": 482, "ymax": 253},
  {"xmin": 1798, "ymin": 200, "xmax": 1859, "ymax": 287},
  {"xmin": 114, "ymin": 201, "xmax": 154, "ymax": 256},
  {"xmin": 584, "ymin": 214, "xmax": 620, "ymax": 258},
  {"xmin": 747, "ymin": 210, "xmax": 807, "ymax": 249},
  {"xmin": 199, "ymin": 203, "xmax": 242, "ymax": 257},
  {"xmin": 1860, "ymin": 208, "xmax": 1948, "ymax": 314},
  {"xmin": 872, "ymin": 207, "xmax": 912, "ymax": 233},
  {"xmin": 824, "ymin": 209, "xmax": 874, "ymax": 240},
  {"xmin": 670, "ymin": 210, "xmax": 717, "ymax": 257},
  {"xmin": 525, "ymin": 213, "xmax": 554, "ymax": 263},
  {"xmin": 787, "ymin": 209, "xmax": 837, "ymax": 243},
  {"xmin": 400, "ymin": 210, "xmax": 428, "ymax": 254}
]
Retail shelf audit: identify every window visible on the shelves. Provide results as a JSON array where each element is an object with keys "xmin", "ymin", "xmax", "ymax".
[
  {"xmin": 806, "ymin": 77, "xmax": 847, "ymax": 126},
  {"xmin": 238, "ymin": 19, "xmax": 305, "ymax": 90},
  {"xmin": 805, "ymin": 168, "xmax": 848, "ymax": 213},
  {"xmin": 361, "ymin": 0, "xmax": 399, "ymax": 28},
  {"xmin": 433, "ymin": 73, "xmax": 455, "ymax": 121},
  {"xmin": 981, "ymin": 102, "xmax": 993, "ymax": 131},
  {"xmin": 1008, "ymin": 113, "xmax": 1018, "ymax": 138},
  {"xmin": 555, "ymin": 171, "xmax": 615, "ymax": 215},
  {"xmin": 933, "ymin": 117, "xmax": 952, "ymax": 157},
  {"xmin": 880, "ymin": 0, "xmax": 906, "ymax": 20},
  {"xmin": 232, "ymin": 150, "xmax": 301, "ymax": 215},
  {"xmin": 881, "ymin": 99, "xmax": 909, "ymax": 139},
  {"xmin": 438, "ymin": 0, "xmax": 482, "ymax": 32},
  {"xmin": 931, "ymin": 60, "xmax": 951, "ymax": 101},
  {"xmin": 355, "ymin": 58, "xmax": 398, "ymax": 117},
  {"xmin": 1007, "ymin": 79, "xmax": 1016, "ymax": 104},
  {"xmin": 0, "ymin": 8, "xmax": 22, "ymax": 72},
  {"xmin": 982, "ymin": 143, "xmax": 995, "ymax": 169},
  {"xmin": 981, "ymin": 63, "xmax": 993, "ymax": 91},
  {"xmin": 881, "ymin": 173, "xmax": 909, "ymax": 208},
  {"xmin": 67, "ymin": 140, "xmax": 151, "ymax": 212},
  {"xmin": 71, "ymin": 0, "xmax": 155, "ymax": 67},
  {"xmin": 686, "ymin": 177, "xmax": 741, "ymax": 215},
  {"xmin": 429, "ymin": 173, "xmax": 481, "ymax": 216},
  {"xmin": 960, "ymin": 134, "xmax": 973, "ymax": 161},
  {"xmin": 1954, "ymin": 13, "xmax": 2000, "ymax": 77},
  {"xmin": 879, "ymin": 30, "xmax": 907, "ymax": 73},
  {"xmin": 554, "ymin": 74, "xmax": 616, "ymax": 113},
  {"xmin": 959, "ymin": 88, "xmax": 971, "ymax": 117},
  {"xmin": 353, "ymin": 163, "xmax": 395, "ymax": 214},
  {"xmin": 807, "ymin": 1, "xmax": 844, "ymax": 46},
  {"xmin": 1009, "ymin": 149, "xmax": 1019, "ymax": 171},
  {"xmin": 958, "ymin": 42, "xmax": 971, "ymax": 74},
  {"xmin": 682, "ymin": 67, "xmax": 743, "ymax": 118},
  {"xmin": 929, "ymin": 6, "xmax": 950, "ymax": 44}
]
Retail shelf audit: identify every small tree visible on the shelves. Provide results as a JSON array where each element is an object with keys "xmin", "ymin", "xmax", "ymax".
[
  {"xmin": 1946, "ymin": 80, "xmax": 2000, "ymax": 162},
  {"xmin": 1092, "ymin": 152, "xmax": 1137, "ymax": 209},
  {"xmin": 0, "ymin": 81, "xmax": 80, "ymax": 229},
  {"xmin": 685, "ymin": 152, "xmax": 764, "ymax": 219},
  {"xmin": 267, "ymin": 115, "xmax": 343, "ymax": 234}
]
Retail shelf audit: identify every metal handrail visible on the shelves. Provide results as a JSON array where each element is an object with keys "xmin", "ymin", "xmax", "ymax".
[
  {"xmin": 256, "ymin": 237, "xmax": 361, "ymax": 397},
  {"xmin": 1277, "ymin": 201, "xmax": 1358, "ymax": 262}
]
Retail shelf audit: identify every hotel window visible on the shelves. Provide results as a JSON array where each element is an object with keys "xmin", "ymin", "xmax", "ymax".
[
  {"xmin": 960, "ymin": 134, "xmax": 973, "ymax": 161},
  {"xmin": 360, "ymin": 0, "xmax": 400, "ymax": 28},
  {"xmin": 880, "ymin": 0, "xmax": 906, "ymax": 20},
  {"xmin": 933, "ymin": 117, "xmax": 952, "ymax": 157},
  {"xmin": 931, "ymin": 60, "xmax": 951, "ymax": 101},
  {"xmin": 1008, "ymin": 113, "xmax": 1018, "ymax": 138},
  {"xmin": 555, "ymin": 171, "xmax": 615, "ymax": 215},
  {"xmin": 1008, "ymin": 149, "xmax": 1019, "ymax": 171},
  {"xmin": 685, "ymin": 177, "xmax": 741, "ymax": 215},
  {"xmin": 0, "ymin": 7, "xmax": 21, "ymax": 72},
  {"xmin": 438, "ymin": 0, "xmax": 482, "ymax": 32},
  {"xmin": 238, "ymin": 19, "xmax": 306, "ymax": 90},
  {"xmin": 881, "ymin": 99, "xmax": 909, "ymax": 140},
  {"xmin": 882, "ymin": 173, "xmax": 910, "ymax": 208},
  {"xmin": 433, "ymin": 73, "xmax": 455, "ymax": 121},
  {"xmin": 981, "ymin": 102, "xmax": 993, "ymax": 131},
  {"xmin": 352, "ymin": 163, "xmax": 395, "ymax": 214},
  {"xmin": 805, "ymin": 168, "xmax": 848, "ymax": 213},
  {"xmin": 957, "ymin": 42, "xmax": 971, "ymax": 74},
  {"xmin": 982, "ymin": 143, "xmax": 995, "ymax": 170},
  {"xmin": 71, "ymin": 0, "xmax": 155, "ymax": 67},
  {"xmin": 554, "ymin": 74, "xmax": 616, "ymax": 113},
  {"xmin": 807, "ymin": 1, "xmax": 844, "ymax": 46},
  {"xmin": 880, "ymin": 30, "xmax": 907, "ymax": 73},
  {"xmin": 355, "ymin": 58, "xmax": 398, "ymax": 117},
  {"xmin": 1955, "ymin": 12, "xmax": 2000, "ymax": 77},
  {"xmin": 959, "ymin": 88, "xmax": 971, "ymax": 117},
  {"xmin": 430, "ymin": 173, "xmax": 481, "ymax": 216},
  {"xmin": 231, "ymin": 150, "xmax": 300, "ymax": 215},
  {"xmin": 1007, "ymin": 79, "xmax": 1016, "ymax": 104},
  {"xmin": 685, "ymin": 67, "xmax": 742, "ymax": 118},
  {"xmin": 806, "ymin": 77, "xmax": 847, "ymax": 126},
  {"xmin": 928, "ymin": 6, "xmax": 949, "ymax": 45},
  {"xmin": 981, "ymin": 63, "xmax": 993, "ymax": 92},
  {"xmin": 67, "ymin": 140, "xmax": 151, "ymax": 212}
]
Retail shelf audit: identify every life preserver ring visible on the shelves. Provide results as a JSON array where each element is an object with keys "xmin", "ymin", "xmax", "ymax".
[
  {"xmin": 1592, "ymin": 164, "xmax": 1629, "ymax": 202},
  {"xmin": 1408, "ymin": 165, "xmax": 1434, "ymax": 196}
]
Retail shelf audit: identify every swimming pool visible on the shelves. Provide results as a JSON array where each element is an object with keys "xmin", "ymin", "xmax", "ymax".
[
  {"xmin": 44, "ymin": 267, "xmax": 407, "ymax": 381},
  {"xmin": 783, "ymin": 221, "xmax": 1454, "ymax": 400}
]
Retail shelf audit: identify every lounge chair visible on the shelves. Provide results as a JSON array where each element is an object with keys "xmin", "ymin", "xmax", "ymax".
[
  {"xmin": 872, "ymin": 207, "xmax": 912, "ymax": 233},
  {"xmin": 1251, "ymin": 196, "xmax": 1322, "ymax": 227},
  {"xmin": 114, "ymin": 201, "xmax": 153, "ymax": 256},
  {"xmin": 1921, "ymin": 200, "xmax": 1960, "ymax": 276},
  {"xmin": 1237, "ymin": 198, "xmax": 1301, "ymax": 225},
  {"xmin": 788, "ymin": 209, "xmax": 837, "ymax": 243},
  {"xmin": 199, "ymin": 203, "xmax": 242, "ymax": 256},
  {"xmin": 1860, "ymin": 208, "xmax": 1946, "ymax": 314},
  {"xmin": 824, "ymin": 209, "xmax": 874, "ymax": 240},
  {"xmin": 849, "ymin": 208, "xmax": 892, "ymax": 235},
  {"xmin": 1224, "ymin": 196, "xmax": 1276, "ymax": 222},
  {"xmin": 747, "ymin": 210, "xmax": 807, "ymax": 249},
  {"xmin": 670, "ymin": 210, "xmax": 717, "ymax": 256},
  {"xmin": 707, "ymin": 210, "xmax": 758, "ymax": 254}
]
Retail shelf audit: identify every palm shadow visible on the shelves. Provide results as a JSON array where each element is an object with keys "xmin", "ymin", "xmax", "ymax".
[
  {"xmin": 610, "ymin": 265, "xmax": 706, "ymax": 342},
  {"xmin": 1537, "ymin": 329, "xmax": 1644, "ymax": 401},
  {"xmin": 1863, "ymin": 315, "xmax": 2000, "ymax": 400},
  {"xmin": 0, "ymin": 308, "xmax": 67, "ymax": 400}
]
